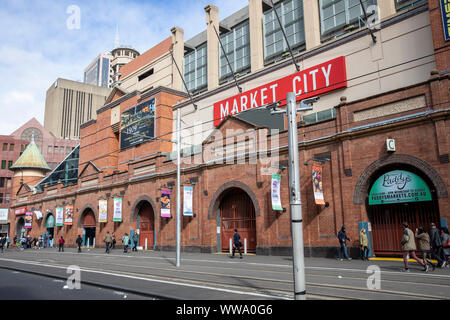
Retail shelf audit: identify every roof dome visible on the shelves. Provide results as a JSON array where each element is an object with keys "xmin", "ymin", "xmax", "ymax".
[{"xmin": 10, "ymin": 134, "xmax": 50, "ymax": 172}]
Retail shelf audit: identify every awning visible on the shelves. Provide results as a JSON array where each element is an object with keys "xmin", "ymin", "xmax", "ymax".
[{"xmin": 34, "ymin": 211, "xmax": 43, "ymax": 220}]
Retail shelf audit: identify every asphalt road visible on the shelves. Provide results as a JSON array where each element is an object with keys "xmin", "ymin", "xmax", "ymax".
[{"xmin": 0, "ymin": 247, "xmax": 449, "ymax": 300}]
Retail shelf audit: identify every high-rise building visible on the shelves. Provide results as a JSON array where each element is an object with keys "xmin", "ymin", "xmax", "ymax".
[
  {"xmin": 44, "ymin": 78, "xmax": 111, "ymax": 139},
  {"xmin": 83, "ymin": 53, "xmax": 114, "ymax": 88}
]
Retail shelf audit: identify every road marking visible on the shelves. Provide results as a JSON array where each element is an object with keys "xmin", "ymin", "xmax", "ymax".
[{"xmin": 0, "ymin": 257, "xmax": 290, "ymax": 300}]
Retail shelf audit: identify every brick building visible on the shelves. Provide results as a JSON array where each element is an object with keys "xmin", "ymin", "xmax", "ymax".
[{"xmin": 9, "ymin": 0, "xmax": 449, "ymax": 257}]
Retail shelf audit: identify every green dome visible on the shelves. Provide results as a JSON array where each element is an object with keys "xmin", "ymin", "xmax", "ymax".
[{"xmin": 10, "ymin": 137, "xmax": 50, "ymax": 172}]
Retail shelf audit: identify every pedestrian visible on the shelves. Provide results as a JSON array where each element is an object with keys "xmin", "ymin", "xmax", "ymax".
[
  {"xmin": 112, "ymin": 233, "xmax": 116, "ymax": 249},
  {"xmin": 104, "ymin": 231, "xmax": 113, "ymax": 254},
  {"xmin": 429, "ymin": 223, "xmax": 445, "ymax": 268},
  {"xmin": 415, "ymin": 226, "xmax": 436, "ymax": 272},
  {"xmin": 58, "ymin": 236, "xmax": 65, "ymax": 252},
  {"xmin": 132, "ymin": 232, "xmax": 138, "ymax": 251},
  {"xmin": 122, "ymin": 233, "xmax": 130, "ymax": 254},
  {"xmin": 76, "ymin": 235, "xmax": 83, "ymax": 253},
  {"xmin": 231, "ymin": 229, "xmax": 243, "ymax": 259},
  {"xmin": 359, "ymin": 228, "xmax": 369, "ymax": 261},
  {"xmin": 400, "ymin": 222, "xmax": 425, "ymax": 272},
  {"xmin": 6, "ymin": 236, "xmax": 10, "ymax": 249},
  {"xmin": 43, "ymin": 233, "xmax": 47, "ymax": 248},
  {"xmin": 48, "ymin": 234, "xmax": 53, "ymax": 248},
  {"xmin": 338, "ymin": 226, "xmax": 352, "ymax": 261},
  {"xmin": 0, "ymin": 236, "xmax": 4, "ymax": 253},
  {"xmin": 440, "ymin": 227, "xmax": 450, "ymax": 267}
]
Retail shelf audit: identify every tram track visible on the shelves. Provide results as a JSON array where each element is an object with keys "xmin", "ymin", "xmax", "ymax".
[{"xmin": 0, "ymin": 256, "xmax": 447, "ymax": 300}]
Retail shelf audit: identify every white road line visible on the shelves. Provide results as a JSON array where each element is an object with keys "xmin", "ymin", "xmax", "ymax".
[{"xmin": 0, "ymin": 257, "xmax": 290, "ymax": 300}]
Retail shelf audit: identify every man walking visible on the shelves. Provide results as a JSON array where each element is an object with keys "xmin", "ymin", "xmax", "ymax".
[
  {"xmin": 429, "ymin": 223, "xmax": 445, "ymax": 268},
  {"xmin": 76, "ymin": 235, "xmax": 83, "ymax": 253},
  {"xmin": 122, "ymin": 233, "xmax": 130, "ymax": 254},
  {"xmin": 132, "ymin": 232, "xmax": 138, "ymax": 251},
  {"xmin": 338, "ymin": 226, "xmax": 352, "ymax": 261},
  {"xmin": 232, "ymin": 229, "xmax": 243, "ymax": 259},
  {"xmin": 104, "ymin": 231, "xmax": 113, "ymax": 254}
]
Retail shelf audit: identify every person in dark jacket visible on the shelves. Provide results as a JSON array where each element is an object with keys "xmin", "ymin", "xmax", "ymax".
[
  {"xmin": 232, "ymin": 229, "xmax": 243, "ymax": 259},
  {"xmin": 429, "ymin": 223, "xmax": 445, "ymax": 268},
  {"xmin": 58, "ymin": 236, "xmax": 65, "ymax": 252},
  {"xmin": 338, "ymin": 226, "xmax": 352, "ymax": 261},
  {"xmin": 76, "ymin": 235, "xmax": 83, "ymax": 253}
]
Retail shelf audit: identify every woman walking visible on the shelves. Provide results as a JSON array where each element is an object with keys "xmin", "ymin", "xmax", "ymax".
[
  {"xmin": 400, "ymin": 222, "xmax": 426, "ymax": 272},
  {"xmin": 415, "ymin": 226, "xmax": 436, "ymax": 272},
  {"xmin": 359, "ymin": 228, "xmax": 369, "ymax": 261}
]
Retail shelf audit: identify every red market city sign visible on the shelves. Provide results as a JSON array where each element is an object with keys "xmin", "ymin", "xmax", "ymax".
[
  {"xmin": 213, "ymin": 56, "xmax": 347, "ymax": 127},
  {"xmin": 15, "ymin": 207, "xmax": 27, "ymax": 216}
]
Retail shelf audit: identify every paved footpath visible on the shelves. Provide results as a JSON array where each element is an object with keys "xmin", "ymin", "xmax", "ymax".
[{"xmin": 0, "ymin": 247, "xmax": 449, "ymax": 300}]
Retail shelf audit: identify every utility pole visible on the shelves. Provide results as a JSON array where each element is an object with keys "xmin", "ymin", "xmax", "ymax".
[{"xmin": 176, "ymin": 107, "xmax": 181, "ymax": 268}]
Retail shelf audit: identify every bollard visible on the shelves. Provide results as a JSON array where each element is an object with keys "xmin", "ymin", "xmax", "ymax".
[
  {"xmin": 93, "ymin": 238, "xmax": 95, "ymax": 248},
  {"xmin": 229, "ymin": 238, "xmax": 232, "ymax": 254},
  {"xmin": 145, "ymin": 238, "xmax": 148, "ymax": 251},
  {"xmin": 244, "ymin": 238, "xmax": 247, "ymax": 255},
  {"xmin": 87, "ymin": 238, "xmax": 90, "ymax": 248}
]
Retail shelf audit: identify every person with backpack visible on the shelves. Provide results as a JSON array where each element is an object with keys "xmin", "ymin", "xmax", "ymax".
[
  {"xmin": 338, "ymin": 226, "xmax": 351, "ymax": 261},
  {"xmin": 76, "ymin": 235, "xmax": 83, "ymax": 253},
  {"xmin": 400, "ymin": 222, "xmax": 425, "ymax": 272},
  {"xmin": 231, "ymin": 229, "xmax": 243, "ymax": 259}
]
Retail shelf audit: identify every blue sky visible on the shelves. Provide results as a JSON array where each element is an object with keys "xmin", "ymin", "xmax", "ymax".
[{"xmin": 0, "ymin": 0, "xmax": 247, "ymax": 135}]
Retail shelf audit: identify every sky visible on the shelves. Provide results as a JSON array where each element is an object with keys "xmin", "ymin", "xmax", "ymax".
[{"xmin": 0, "ymin": 0, "xmax": 248, "ymax": 135}]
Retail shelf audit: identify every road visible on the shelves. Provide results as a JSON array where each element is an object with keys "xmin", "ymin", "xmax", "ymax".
[{"xmin": 0, "ymin": 247, "xmax": 448, "ymax": 300}]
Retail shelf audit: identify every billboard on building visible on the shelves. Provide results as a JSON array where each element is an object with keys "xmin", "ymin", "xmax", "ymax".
[
  {"xmin": 161, "ymin": 190, "xmax": 171, "ymax": 218},
  {"xmin": 99, "ymin": 199, "xmax": 108, "ymax": 223},
  {"xmin": 120, "ymin": 98, "xmax": 156, "ymax": 150},
  {"xmin": 312, "ymin": 164, "xmax": 325, "ymax": 205},
  {"xmin": 113, "ymin": 198, "xmax": 122, "ymax": 222},
  {"xmin": 440, "ymin": 0, "xmax": 450, "ymax": 41}
]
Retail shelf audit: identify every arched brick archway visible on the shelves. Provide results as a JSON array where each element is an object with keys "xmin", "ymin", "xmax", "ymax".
[
  {"xmin": 130, "ymin": 195, "xmax": 157, "ymax": 249},
  {"xmin": 353, "ymin": 154, "xmax": 448, "ymax": 205},
  {"xmin": 207, "ymin": 181, "xmax": 261, "ymax": 221},
  {"xmin": 130, "ymin": 195, "xmax": 158, "ymax": 223},
  {"xmin": 77, "ymin": 204, "xmax": 97, "ymax": 227}
]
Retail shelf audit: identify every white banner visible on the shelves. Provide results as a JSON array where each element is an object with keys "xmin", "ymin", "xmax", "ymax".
[
  {"xmin": 0, "ymin": 208, "xmax": 8, "ymax": 221},
  {"xmin": 183, "ymin": 186, "xmax": 193, "ymax": 216},
  {"xmin": 99, "ymin": 199, "xmax": 108, "ymax": 223},
  {"xmin": 271, "ymin": 174, "xmax": 283, "ymax": 211},
  {"xmin": 55, "ymin": 207, "xmax": 64, "ymax": 226},
  {"xmin": 113, "ymin": 198, "xmax": 122, "ymax": 222}
]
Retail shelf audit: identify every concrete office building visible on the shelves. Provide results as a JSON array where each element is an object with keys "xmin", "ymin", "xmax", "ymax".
[
  {"xmin": 9, "ymin": 0, "xmax": 449, "ymax": 257},
  {"xmin": 44, "ymin": 78, "xmax": 111, "ymax": 139},
  {"xmin": 84, "ymin": 53, "xmax": 114, "ymax": 88}
]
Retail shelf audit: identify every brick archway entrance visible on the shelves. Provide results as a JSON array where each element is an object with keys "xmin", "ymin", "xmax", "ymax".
[
  {"xmin": 219, "ymin": 188, "xmax": 256, "ymax": 253},
  {"xmin": 136, "ymin": 201, "xmax": 154, "ymax": 249}
]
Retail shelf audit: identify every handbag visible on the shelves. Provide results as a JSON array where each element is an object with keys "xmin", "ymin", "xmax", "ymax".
[{"xmin": 444, "ymin": 238, "xmax": 450, "ymax": 248}]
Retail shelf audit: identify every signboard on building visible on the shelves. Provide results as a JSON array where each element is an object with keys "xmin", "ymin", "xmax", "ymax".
[
  {"xmin": 440, "ymin": 0, "xmax": 450, "ymax": 41},
  {"xmin": 183, "ymin": 186, "xmax": 193, "ymax": 216},
  {"xmin": 0, "ymin": 209, "xmax": 8, "ymax": 222},
  {"xmin": 15, "ymin": 207, "xmax": 27, "ymax": 216},
  {"xmin": 120, "ymin": 98, "xmax": 156, "ymax": 150},
  {"xmin": 213, "ymin": 56, "xmax": 347, "ymax": 126},
  {"xmin": 271, "ymin": 174, "xmax": 283, "ymax": 211},
  {"xmin": 113, "ymin": 198, "xmax": 122, "ymax": 222},
  {"xmin": 161, "ymin": 190, "xmax": 171, "ymax": 218},
  {"xmin": 369, "ymin": 170, "xmax": 432, "ymax": 205},
  {"xmin": 99, "ymin": 199, "xmax": 108, "ymax": 223},
  {"xmin": 24, "ymin": 212, "xmax": 33, "ymax": 229},
  {"xmin": 64, "ymin": 205, "xmax": 74, "ymax": 225},
  {"xmin": 55, "ymin": 207, "xmax": 64, "ymax": 227},
  {"xmin": 312, "ymin": 164, "xmax": 325, "ymax": 205}
]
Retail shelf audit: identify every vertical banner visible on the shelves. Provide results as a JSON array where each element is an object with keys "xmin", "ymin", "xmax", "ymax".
[
  {"xmin": 64, "ymin": 205, "xmax": 74, "ymax": 225},
  {"xmin": 183, "ymin": 186, "xmax": 193, "ymax": 216},
  {"xmin": 99, "ymin": 199, "xmax": 108, "ymax": 223},
  {"xmin": 160, "ymin": 190, "xmax": 171, "ymax": 218},
  {"xmin": 440, "ymin": 0, "xmax": 450, "ymax": 41},
  {"xmin": 271, "ymin": 174, "xmax": 283, "ymax": 211},
  {"xmin": 55, "ymin": 207, "xmax": 64, "ymax": 227},
  {"xmin": 312, "ymin": 164, "xmax": 325, "ymax": 205},
  {"xmin": 113, "ymin": 198, "xmax": 122, "ymax": 222},
  {"xmin": 24, "ymin": 212, "xmax": 33, "ymax": 229}
]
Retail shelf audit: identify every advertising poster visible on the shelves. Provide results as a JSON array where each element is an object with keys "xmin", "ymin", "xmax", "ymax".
[
  {"xmin": 440, "ymin": 0, "xmax": 450, "ymax": 41},
  {"xmin": 64, "ymin": 205, "xmax": 74, "ymax": 225},
  {"xmin": 0, "ymin": 208, "xmax": 8, "ymax": 221},
  {"xmin": 271, "ymin": 174, "xmax": 283, "ymax": 211},
  {"xmin": 369, "ymin": 170, "xmax": 432, "ymax": 205},
  {"xmin": 24, "ymin": 212, "xmax": 33, "ymax": 229},
  {"xmin": 120, "ymin": 98, "xmax": 156, "ymax": 150},
  {"xmin": 183, "ymin": 186, "xmax": 193, "ymax": 216},
  {"xmin": 55, "ymin": 207, "xmax": 64, "ymax": 227},
  {"xmin": 113, "ymin": 198, "xmax": 122, "ymax": 222},
  {"xmin": 312, "ymin": 164, "xmax": 325, "ymax": 205},
  {"xmin": 99, "ymin": 199, "xmax": 108, "ymax": 223},
  {"xmin": 15, "ymin": 207, "xmax": 27, "ymax": 216},
  {"xmin": 161, "ymin": 190, "xmax": 171, "ymax": 218}
]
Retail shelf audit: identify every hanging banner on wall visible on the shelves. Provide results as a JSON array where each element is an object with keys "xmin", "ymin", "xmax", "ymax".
[
  {"xmin": 183, "ymin": 186, "xmax": 193, "ymax": 216},
  {"xmin": 271, "ymin": 174, "xmax": 283, "ymax": 211},
  {"xmin": 113, "ymin": 198, "xmax": 122, "ymax": 222},
  {"xmin": 15, "ymin": 207, "xmax": 27, "ymax": 216},
  {"xmin": 99, "ymin": 199, "xmax": 108, "ymax": 223},
  {"xmin": 369, "ymin": 170, "xmax": 432, "ymax": 205},
  {"xmin": 440, "ymin": 0, "xmax": 450, "ymax": 41},
  {"xmin": 161, "ymin": 190, "xmax": 171, "ymax": 218},
  {"xmin": 46, "ymin": 215, "xmax": 55, "ymax": 229},
  {"xmin": 24, "ymin": 212, "xmax": 33, "ymax": 229},
  {"xmin": 55, "ymin": 207, "xmax": 64, "ymax": 227},
  {"xmin": 312, "ymin": 164, "xmax": 325, "ymax": 205},
  {"xmin": 64, "ymin": 205, "xmax": 74, "ymax": 225}
]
